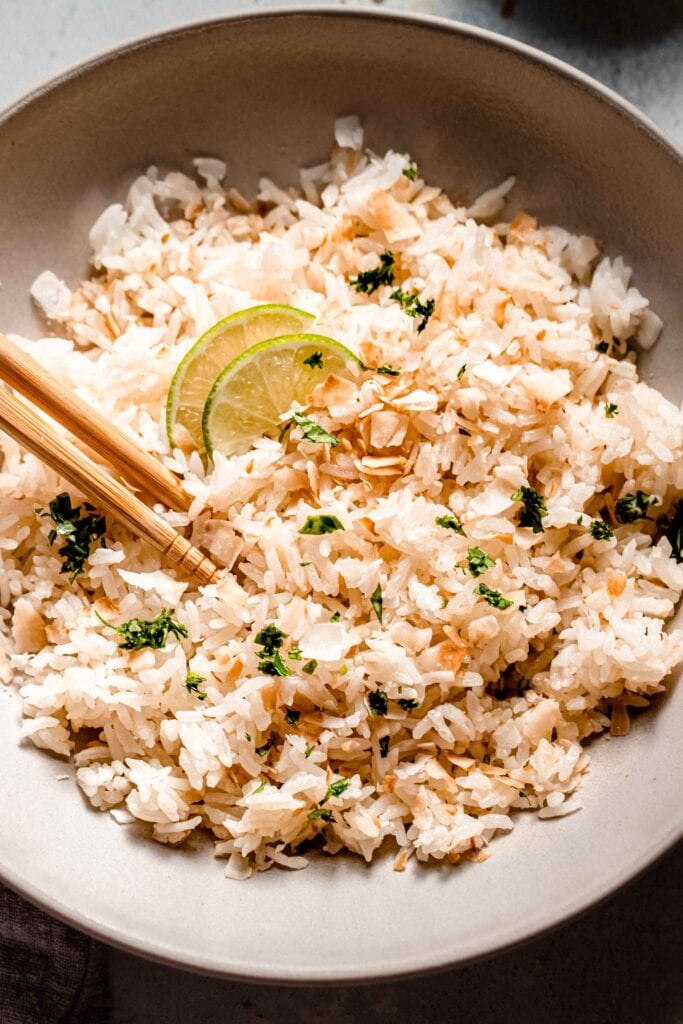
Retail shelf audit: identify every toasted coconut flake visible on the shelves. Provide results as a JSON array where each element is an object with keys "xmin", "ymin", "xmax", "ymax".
[
  {"xmin": 367, "ymin": 190, "xmax": 421, "ymax": 242},
  {"xmin": 393, "ymin": 850, "xmax": 409, "ymax": 872},
  {"xmin": 369, "ymin": 410, "xmax": 409, "ymax": 450},
  {"xmin": 310, "ymin": 373, "xmax": 358, "ymax": 412},
  {"xmin": 606, "ymin": 570, "xmax": 627, "ymax": 598},
  {"xmin": 12, "ymin": 599, "xmax": 47, "ymax": 655}
]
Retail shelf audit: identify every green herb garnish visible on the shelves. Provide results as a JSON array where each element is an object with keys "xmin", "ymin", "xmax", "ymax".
[
  {"xmin": 351, "ymin": 251, "xmax": 395, "ymax": 294},
  {"xmin": 287, "ymin": 642, "xmax": 303, "ymax": 661},
  {"xmin": 615, "ymin": 491, "xmax": 658, "ymax": 524},
  {"xmin": 370, "ymin": 583, "xmax": 383, "ymax": 624},
  {"xmin": 258, "ymin": 650, "xmax": 291, "ymax": 677},
  {"xmin": 368, "ymin": 690, "xmax": 389, "ymax": 716},
  {"xmin": 302, "ymin": 659, "xmax": 318, "ymax": 675},
  {"xmin": 299, "ymin": 515, "xmax": 345, "ymax": 535},
  {"xmin": 185, "ymin": 672, "xmax": 207, "ymax": 700},
  {"xmin": 255, "ymin": 738, "xmax": 273, "ymax": 757},
  {"xmin": 435, "ymin": 514, "xmax": 466, "ymax": 536},
  {"xmin": 664, "ymin": 502, "xmax": 683, "ymax": 562},
  {"xmin": 605, "ymin": 402, "xmax": 619, "ymax": 418},
  {"xmin": 292, "ymin": 411, "xmax": 339, "ymax": 447},
  {"xmin": 397, "ymin": 698, "xmax": 418, "ymax": 711},
  {"xmin": 97, "ymin": 609, "xmax": 187, "ymax": 651},
  {"xmin": 284, "ymin": 709, "xmax": 300, "ymax": 725},
  {"xmin": 324, "ymin": 778, "xmax": 350, "ymax": 801},
  {"xmin": 379, "ymin": 735, "xmax": 390, "ymax": 757},
  {"xmin": 589, "ymin": 519, "xmax": 614, "ymax": 541},
  {"xmin": 38, "ymin": 492, "xmax": 106, "ymax": 580},
  {"xmin": 255, "ymin": 623, "xmax": 286, "ymax": 655},
  {"xmin": 303, "ymin": 351, "xmax": 323, "ymax": 369},
  {"xmin": 595, "ymin": 341, "xmax": 609, "ymax": 354},
  {"xmin": 475, "ymin": 583, "xmax": 514, "ymax": 610},
  {"xmin": 402, "ymin": 165, "xmax": 417, "ymax": 181},
  {"xmin": 308, "ymin": 807, "xmax": 335, "ymax": 822},
  {"xmin": 390, "ymin": 287, "xmax": 435, "ymax": 333},
  {"xmin": 253, "ymin": 779, "xmax": 267, "ymax": 794},
  {"xmin": 330, "ymin": 611, "xmax": 341, "ymax": 622},
  {"xmin": 457, "ymin": 364, "xmax": 467, "ymax": 380},
  {"xmin": 467, "ymin": 547, "xmax": 495, "ymax": 578},
  {"xmin": 377, "ymin": 364, "xmax": 401, "ymax": 376},
  {"xmin": 304, "ymin": 744, "xmax": 315, "ymax": 757},
  {"xmin": 511, "ymin": 486, "xmax": 548, "ymax": 533}
]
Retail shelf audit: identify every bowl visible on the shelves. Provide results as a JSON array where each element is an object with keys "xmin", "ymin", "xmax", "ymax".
[{"xmin": 0, "ymin": 7, "xmax": 681, "ymax": 984}]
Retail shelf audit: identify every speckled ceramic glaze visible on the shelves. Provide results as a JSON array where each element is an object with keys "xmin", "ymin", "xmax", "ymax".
[{"xmin": 0, "ymin": 8, "xmax": 681, "ymax": 984}]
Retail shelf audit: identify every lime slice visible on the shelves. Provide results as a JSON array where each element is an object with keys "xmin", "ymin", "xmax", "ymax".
[
  {"xmin": 202, "ymin": 334, "xmax": 362, "ymax": 459},
  {"xmin": 166, "ymin": 304, "xmax": 314, "ymax": 452}
]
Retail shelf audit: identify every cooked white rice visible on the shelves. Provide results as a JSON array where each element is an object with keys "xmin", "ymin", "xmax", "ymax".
[{"xmin": 2, "ymin": 117, "xmax": 683, "ymax": 879}]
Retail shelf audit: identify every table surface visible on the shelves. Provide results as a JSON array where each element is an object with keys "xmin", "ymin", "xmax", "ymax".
[{"xmin": 0, "ymin": 1, "xmax": 681, "ymax": 1022}]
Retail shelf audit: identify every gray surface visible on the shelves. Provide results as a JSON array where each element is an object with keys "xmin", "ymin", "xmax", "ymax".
[{"xmin": 0, "ymin": 1, "xmax": 681, "ymax": 1021}]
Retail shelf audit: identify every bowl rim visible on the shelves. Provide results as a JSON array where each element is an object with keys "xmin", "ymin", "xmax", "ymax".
[{"xmin": 0, "ymin": 5, "xmax": 681, "ymax": 985}]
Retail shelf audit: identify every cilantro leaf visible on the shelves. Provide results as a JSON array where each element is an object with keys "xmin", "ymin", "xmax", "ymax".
[
  {"xmin": 511, "ymin": 486, "xmax": 548, "ymax": 533},
  {"xmin": 292, "ymin": 411, "xmax": 339, "ymax": 447},
  {"xmin": 324, "ymin": 778, "xmax": 350, "ymax": 801},
  {"xmin": 308, "ymin": 807, "xmax": 335, "ymax": 822},
  {"xmin": 377, "ymin": 364, "xmax": 401, "ymax": 376},
  {"xmin": 604, "ymin": 402, "xmax": 619, "ymax": 418},
  {"xmin": 38, "ymin": 492, "xmax": 106, "ymax": 580},
  {"xmin": 284, "ymin": 709, "xmax": 300, "ymax": 725},
  {"xmin": 435, "ymin": 514, "xmax": 466, "ymax": 536},
  {"xmin": 467, "ymin": 547, "xmax": 495, "ymax": 577},
  {"xmin": 185, "ymin": 672, "xmax": 207, "ymax": 700},
  {"xmin": 397, "ymin": 698, "xmax": 419, "ymax": 711},
  {"xmin": 258, "ymin": 650, "xmax": 291, "ymax": 677},
  {"xmin": 302, "ymin": 659, "xmax": 318, "ymax": 674},
  {"xmin": 255, "ymin": 738, "xmax": 273, "ymax": 757},
  {"xmin": 255, "ymin": 623, "xmax": 286, "ymax": 655},
  {"xmin": 589, "ymin": 519, "xmax": 614, "ymax": 541},
  {"xmin": 330, "ymin": 611, "xmax": 341, "ymax": 622},
  {"xmin": 299, "ymin": 515, "xmax": 345, "ymax": 535},
  {"xmin": 370, "ymin": 583, "xmax": 383, "ymax": 624},
  {"xmin": 303, "ymin": 351, "xmax": 323, "ymax": 369},
  {"xmin": 390, "ymin": 287, "xmax": 435, "ymax": 333},
  {"xmin": 287, "ymin": 642, "xmax": 303, "ymax": 661},
  {"xmin": 351, "ymin": 251, "xmax": 395, "ymax": 294},
  {"xmin": 475, "ymin": 583, "xmax": 514, "ymax": 610},
  {"xmin": 402, "ymin": 165, "xmax": 417, "ymax": 181},
  {"xmin": 615, "ymin": 491, "xmax": 658, "ymax": 524},
  {"xmin": 664, "ymin": 501, "xmax": 683, "ymax": 562},
  {"xmin": 368, "ymin": 690, "xmax": 388, "ymax": 716},
  {"xmin": 457, "ymin": 364, "xmax": 467, "ymax": 380},
  {"xmin": 97, "ymin": 609, "xmax": 187, "ymax": 651}
]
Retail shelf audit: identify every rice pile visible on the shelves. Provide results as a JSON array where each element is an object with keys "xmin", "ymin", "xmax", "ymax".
[{"xmin": 2, "ymin": 116, "xmax": 682, "ymax": 879}]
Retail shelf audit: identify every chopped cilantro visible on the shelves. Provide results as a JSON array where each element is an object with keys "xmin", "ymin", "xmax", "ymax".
[
  {"xmin": 590, "ymin": 519, "xmax": 614, "ymax": 541},
  {"xmin": 615, "ymin": 491, "xmax": 658, "ymax": 524},
  {"xmin": 402, "ymin": 165, "xmax": 418, "ymax": 181},
  {"xmin": 38, "ymin": 492, "xmax": 106, "ymax": 580},
  {"xmin": 390, "ymin": 287, "xmax": 435, "ymax": 333},
  {"xmin": 330, "ymin": 611, "xmax": 341, "ymax": 622},
  {"xmin": 255, "ymin": 738, "xmax": 273, "ymax": 757},
  {"xmin": 442, "ymin": 597, "xmax": 449, "ymax": 608},
  {"xmin": 368, "ymin": 690, "xmax": 389, "ymax": 716},
  {"xmin": 595, "ymin": 341, "xmax": 609, "ymax": 354},
  {"xmin": 664, "ymin": 501, "xmax": 683, "ymax": 562},
  {"xmin": 185, "ymin": 673, "xmax": 207, "ymax": 700},
  {"xmin": 288, "ymin": 642, "xmax": 303, "ymax": 661},
  {"xmin": 303, "ymin": 351, "xmax": 323, "ymax": 369},
  {"xmin": 605, "ymin": 402, "xmax": 619, "ymax": 418},
  {"xmin": 299, "ymin": 514, "xmax": 345, "ymax": 535},
  {"xmin": 258, "ymin": 650, "xmax": 291, "ymax": 677},
  {"xmin": 304, "ymin": 744, "xmax": 315, "ymax": 758},
  {"xmin": 435, "ymin": 514, "xmax": 466, "ymax": 536},
  {"xmin": 475, "ymin": 583, "xmax": 514, "ymax": 610},
  {"xmin": 255, "ymin": 623, "xmax": 285, "ymax": 655},
  {"xmin": 292, "ymin": 411, "xmax": 339, "ymax": 447},
  {"xmin": 379, "ymin": 735, "xmax": 390, "ymax": 757},
  {"xmin": 467, "ymin": 547, "xmax": 495, "ymax": 578},
  {"xmin": 377, "ymin": 364, "xmax": 401, "ymax": 376},
  {"xmin": 324, "ymin": 778, "xmax": 350, "ymax": 801},
  {"xmin": 253, "ymin": 779, "xmax": 267, "ymax": 794},
  {"xmin": 577, "ymin": 515, "xmax": 584, "ymax": 525},
  {"xmin": 284, "ymin": 709, "xmax": 300, "ymax": 725},
  {"xmin": 457, "ymin": 364, "xmax": 467, "ymax": 380},
  {"xmin": 97, "ymin": 609, "xmax": 187, "ymax": 651},
  {"xmin": 370, "ymin": 583, "xmax": 383, "ymax": 624},
  {"xmin": 299, "ymin": 561, "xmax": 311, "ymax": 567},
  {"xmin": 398, "ymin": 697, "xmax": 419, "ymax": 711},
  {"xmin": 511, "ymin": 486, "xmax": 548, "ymax": 533},
  {"xmin": 351, "ymin": 251, "xmax": 395, "ymax": 294},
  {"xmin": 308, "ymin": 807, "xmax": 335, "ymax": 822},
  {"xmin": 302, "ymin": 659, "xmax": 318, "ymax": 675}
]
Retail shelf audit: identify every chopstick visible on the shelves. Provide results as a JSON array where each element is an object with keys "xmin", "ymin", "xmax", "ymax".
[
  {"xmin": 0, "ymin": 386, "xmax": 219, "ymax": 586},
  {"xmin": 0, "ymin": 332, "xmax": 192, "ymax": 513}
]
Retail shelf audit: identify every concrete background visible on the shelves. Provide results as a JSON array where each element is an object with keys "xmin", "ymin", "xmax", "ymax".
[{"xmin": 0, "ymin": 1, "xmax": 681, "ymax": 1022}]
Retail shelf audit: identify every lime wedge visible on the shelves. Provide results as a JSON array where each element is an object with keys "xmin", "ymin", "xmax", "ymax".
[
  {"xmin": 202, "ymin": 334, "xmax": 362, "ymax": 459},
  {"xmin": 166, "ymin": 304, "xmax": 314, "ymax": 452}
]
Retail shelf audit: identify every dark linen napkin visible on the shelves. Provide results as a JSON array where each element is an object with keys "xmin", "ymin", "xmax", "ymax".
[{"xmin": 0, "ymin": 884, "xmax": 110, "ymax": 1024}]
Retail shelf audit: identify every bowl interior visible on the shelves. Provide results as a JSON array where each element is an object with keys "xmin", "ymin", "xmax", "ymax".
[{"xmin": 0, "ymin": 9, "xmax": 681, "ymax": 982}]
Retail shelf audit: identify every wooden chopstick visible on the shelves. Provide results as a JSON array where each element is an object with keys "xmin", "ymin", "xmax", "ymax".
[
  {"xmin": 0, "ymin": 332, "xmax": 192, "ymax": 512},
  {"xmin": 0, "ymin": 386, "xmax": 219, "ymax": 586}
]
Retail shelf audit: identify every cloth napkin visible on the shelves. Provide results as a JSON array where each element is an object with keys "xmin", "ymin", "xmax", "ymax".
[{"xmin": 0, "ymin": 884, "xmax": 110, "ymax": 1024}]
